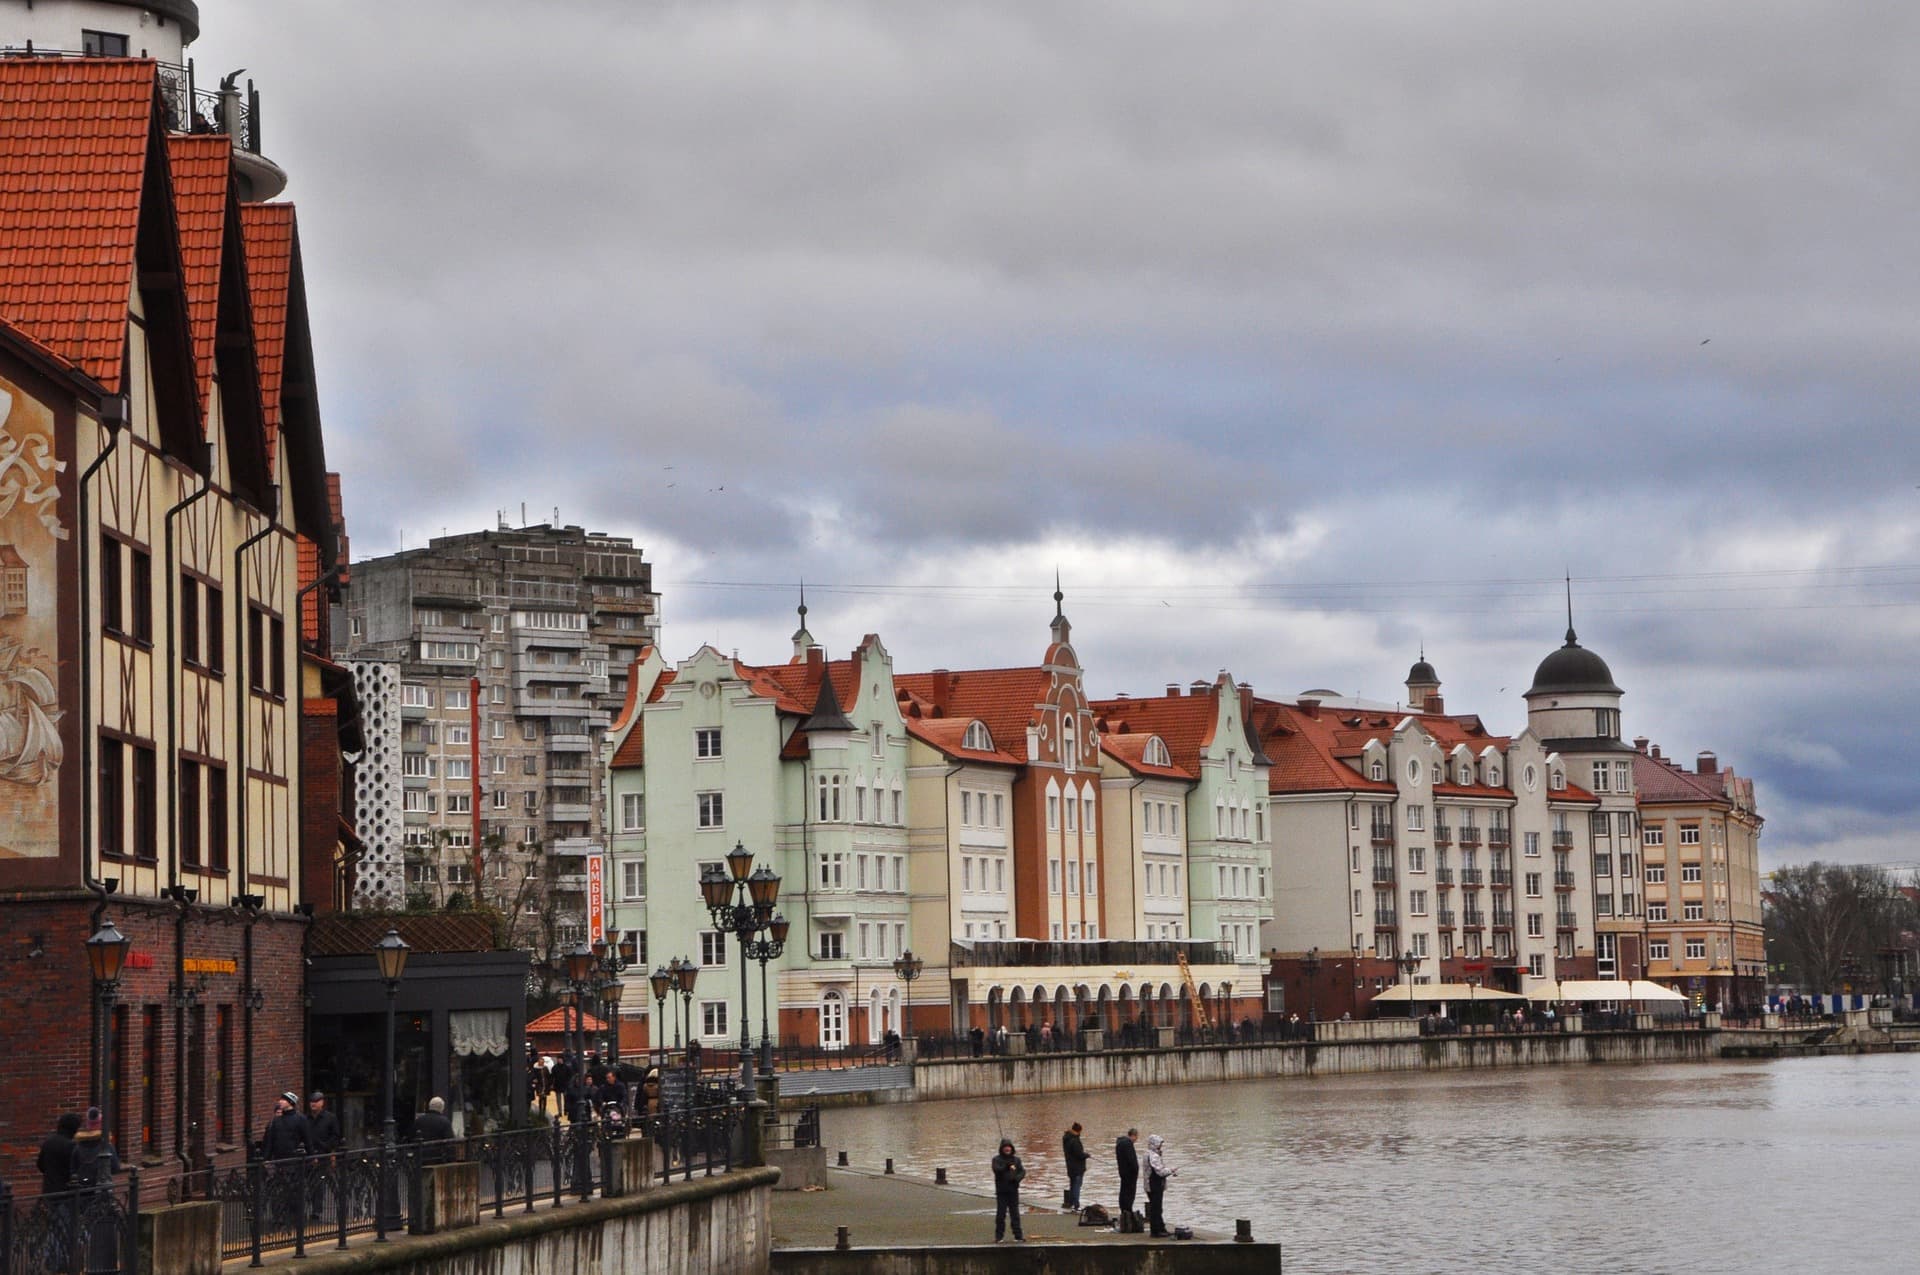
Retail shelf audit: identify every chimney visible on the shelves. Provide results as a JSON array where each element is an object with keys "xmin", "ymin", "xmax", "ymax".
[
  {"xmin": 807, "ymin": 646, "xmax": 824, "ymax": 673},
  {"xmin": 1166, "ymin": 683, "xmax": 1182, "ymax": 698},
  {"xmin": 930, "ymin": 668, "xmax": 951, "ymax": 710},
  {"xmin": 1633, "ymin": 737, "xmax": 1649, "ymax": 754},
  {"xmin": 1650, "ymin": 744, "xmax": 1662, "ymax": 761},
  {"xmin": 1238, "ymin": 683, "xmax": 1254, "ymax": 719},
  {"xmin": 1298, "ymin": 698, "xmax": 1320, "ymax": 718},
  {"xmin": 1425, "ymin": 693, "xmax": 1444, "ymax": 715},
  {"xmin": 1114, "ymin": 691, "xmax": 1130, "ymax": 700},
  {"xmin": 1696, "ymin": 751, "xmax": 1718, "ymax": 775},
  {"xmin": 1190, "ymin": 680, "xmax": 1209, "ymax": 695}
]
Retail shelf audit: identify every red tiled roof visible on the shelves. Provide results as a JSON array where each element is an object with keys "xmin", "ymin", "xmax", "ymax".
[
  {"xmin": 738, "ymin": 656, "xmax": 861, "ymax": 717},
  {"xmin": 1633, "ymin": 752, "xmax": 1731, "ymax": 805},
  {"xmin": 894, "ymin": 666, "xmax": 1051, "ymax": 762},
  {"xmin": 297, "ymin": 534, "xmax": 323, "ymax": 643},
  {"xmin": 1090, "ymin": 691, "xmax": 1223, "ymax": 773},
  {"xmin": 165, "ymin": 133, "xmax": 231, "ymax": 411},
  {"xmin": 527, "ymin": 1007, "xmax": 607, "ymax": 1035},
  {"xmin": 608, "ymin": 656, "xmax": 674, "ymax": 770},
  {"xmin": 0, "ymin": 58, "xmax": 163, "ymax": 391},
  {"xmin": 1255, "ymin": 700, "xmax": 1398, "ymax": 795},
  {"xmin": 902, "ymin": 715, "xmax": 1024, "ymax": 767},
  {"xmin": 238, "ymin": 202, "xmax": 294, "ymax": 470},
  {"xmin": 1098, "ymin": 731, "xmax": 1194, "ymax": 781}
]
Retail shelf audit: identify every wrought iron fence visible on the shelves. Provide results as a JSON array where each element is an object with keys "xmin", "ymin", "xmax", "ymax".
[
  {"xmin": 1, "ymin": 1174, "xmax": 139, "ymax": 1275},
  {"xmin": 764, "ymin": 1105, "xmax": 822, "ymax": 1151},
  {"xmin": 0, "ymin": 48, "xmax": 259, "ymax": 153}
]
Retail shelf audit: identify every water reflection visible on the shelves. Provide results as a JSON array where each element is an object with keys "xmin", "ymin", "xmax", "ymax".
[{"xmin": 819, "ymin": 1055, "xmax": 1920, "ymax": 1273}]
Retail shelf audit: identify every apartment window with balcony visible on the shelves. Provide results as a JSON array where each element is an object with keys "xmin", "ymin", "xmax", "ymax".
[
  {"xmin": 697, "ymin": 791, "xmax": 724, "ymax": 828},
  {"xmin": 695, "ymin": 728, "xmax": 722, "ymax": 759}
]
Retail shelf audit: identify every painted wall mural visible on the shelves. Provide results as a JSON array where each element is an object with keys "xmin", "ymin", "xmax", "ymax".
[{"xmin": 0, "ymin": 378, "xmax": 64, "ymax": 858}]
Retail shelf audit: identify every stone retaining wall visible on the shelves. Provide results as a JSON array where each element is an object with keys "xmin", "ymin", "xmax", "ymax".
[{"xmin": 773, "ymin": 1242, "xmax": 1280, "ymax": 1275}]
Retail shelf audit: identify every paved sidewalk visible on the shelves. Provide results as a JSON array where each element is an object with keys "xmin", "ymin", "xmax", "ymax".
[{"xmin": 771, "ymin": 1167, "xmax": 1211, "ymax": 1249}]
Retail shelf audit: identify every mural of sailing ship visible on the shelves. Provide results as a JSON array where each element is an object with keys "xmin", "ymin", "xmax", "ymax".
[{"xmin": 0, "ymin": 635, "xmax": 61, "ymax": 786}]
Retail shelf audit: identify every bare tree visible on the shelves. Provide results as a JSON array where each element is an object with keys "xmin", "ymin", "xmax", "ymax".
[{"xmin": 1764, "ymin": 863, "xmax": 1918, "ymax": 992}]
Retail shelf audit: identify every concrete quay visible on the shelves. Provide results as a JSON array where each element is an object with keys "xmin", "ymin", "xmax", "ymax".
[{"xmin": 772, "ymin": 1168, "xmax": 1280, "ymax": 1274}]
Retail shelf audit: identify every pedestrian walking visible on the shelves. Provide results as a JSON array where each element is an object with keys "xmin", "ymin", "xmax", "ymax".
[
  {"xmin": 413, "ymin": 1096, "xmax": 455, "ymax": 1163},
  {"xmin": 38, "ymin": 1113, "xmax": 80, "ymax": 1195},
  {"xmin": 1061, "ymin": 1121, "xmax": 1088, "ymax": 1209},
  {"xmin": 261, "ymin": 1092, "xmax": 310, "ymax": 1161},
  {"xmin": 991, "ymin": 1138, "xmax": 1026, "ymax": 1242},
  {"xmin": 1115, "ymin": 1127, "xmax": 1140, "ymax": 1230},
  {"xmin": 1144, "ymin": 1134, "xmax": 1176, "ymax": 1238}
]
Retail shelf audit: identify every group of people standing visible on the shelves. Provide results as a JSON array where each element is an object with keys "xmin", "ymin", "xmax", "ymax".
[{"xmin": 990, "ymin": 1122, "xmax": 1180, "ymax": 1242}]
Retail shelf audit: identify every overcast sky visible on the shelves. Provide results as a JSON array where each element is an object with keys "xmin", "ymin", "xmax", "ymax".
[{"xmin": 195, "ymin": 2, "xmax": 1920, "ymax": 870}]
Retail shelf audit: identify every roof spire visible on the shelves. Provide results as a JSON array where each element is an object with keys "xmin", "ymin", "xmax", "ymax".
[
  {"xmin": 798, "ymin": 579, "xmax": 808, "ymax": 626},
  {"xmin": 1053, "ymin": 568, "xmax": 1064, "ymax": 620},
  {"xmin": 1565, "ymin": 572, "xmax": 1577, "ymax": 646},
  {"xmin": 791, "ymin": 578, "xmax": 817, "ymax": 660}
]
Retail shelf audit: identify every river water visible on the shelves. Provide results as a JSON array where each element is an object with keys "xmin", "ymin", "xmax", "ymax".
[{"xmin": 819, "ymin": 1054, "xmax": 1920, "ymax": 1273}]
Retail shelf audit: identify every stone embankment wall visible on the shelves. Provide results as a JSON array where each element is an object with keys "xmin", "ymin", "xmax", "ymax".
[
  {"xmin": 903, "ymin": 1031, "xmax": 1719, "ymax": 1102},
  {"xmin": 773, "ymin": 1243, "xmax": 1280, "ymax": 1275},
  {"xmin": 277, "ymin": 1167, "xmax": 778, "ymax": 1275}
]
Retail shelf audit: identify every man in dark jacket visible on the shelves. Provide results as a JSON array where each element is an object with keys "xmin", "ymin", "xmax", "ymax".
[
  {"xmin": 990, "ymin": 1139, "xmax": 1026, "ymax": 1243},
  {"xmin": 38, "ymin": 1113, "xmax": 80, "ymax": 1194},
  {"xmin": 306, "ymin": 1093, "xmax": 342, "ymax": 1153},
  {"xmin": 261, "ymin": 1092, "xmax": 310, "ymax": 1161},
  {"xmin": 413, "ymin": 1096, "xmax": 456, "ymax": 1164},
  {"xmin": 1061, "ymin": 1122, "xmax": 1089, "ymax": 1209},
  {"xmin": 1115, "ymin": 1127, "xmax": 1140, "ymax": 1229}
]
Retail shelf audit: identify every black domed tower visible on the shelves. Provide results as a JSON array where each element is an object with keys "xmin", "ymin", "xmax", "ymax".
[{"xmin": 1405, "ymin": 651, "xmax": 1442, "ymax": 711}]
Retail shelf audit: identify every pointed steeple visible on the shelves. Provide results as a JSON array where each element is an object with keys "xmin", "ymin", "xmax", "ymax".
[
  {"xmin": 1049, "ymin": 570, "xmax": 1071, "ymax": 645},
  {"xmin": 800, "ymin": 662, "xmax": 854, "ymax": 734},
  {"xmin": 1564, "ymin": 573, "xmax": 1577, "ymax": 647},
  {"xmin": 791, "ymin": 580, "xmax": 816, "ymax": 661}
]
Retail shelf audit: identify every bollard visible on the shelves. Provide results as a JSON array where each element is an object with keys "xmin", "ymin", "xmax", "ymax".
[
  {"xmin": 935, "ymin": 1167, "xmax": 947, "ymax": 1185},
  {"xmin": 1236, "ymin": 1219, "xmax": 1254, "ymax": 1244},
  {"xmin": 835, "ymin": 1225, "xmax": 851, "ymax": 1251},
  {"xmin": 884, "ymin": 1157, "xmax": 895, "ymax": 1175},
  {"xmin": 837, "ymin": 1150, "xmax": 849, "ymax": 1167}
]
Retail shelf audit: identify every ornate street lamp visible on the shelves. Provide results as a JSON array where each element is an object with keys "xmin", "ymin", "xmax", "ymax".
[
  {"xmin": 1300, "ymin": 947, "xmax": 1323, "ymax": 1023},
  {"xmin": 649, "ymin": 965, "xmax": 672, "ymax": 1066},
  {"xmin": 891, "ymin": 948, "xmax": 924, "ymax": 1042},
  {"xmin": 673, "ymin": 956, "xmax": 699, "ymax": 1061},
  {"xmin": 1397, "ymin": 951, "xmax": 1420, "ymax": 1020},
  {"xmin": 86, "ymin": 918, "xmax": 131, "ymax": 1145},
  {"xmin": 700, "ymin": 843, "xmax": 781, "ymax": 1091},
  {"xmin": 602, "ymin": 978, "xmax": 626, "ymax": 1068},
  {"xmin": 563, "ymin": 941, "xmax": 594, "ymax": 1115},
  {"xmin": 748, "ymin": 913, "xmax": 789, "ymax": 1073},
  {"xmin": 372, "ymin": 928, "xmax": 411, "ymax": 1146}
]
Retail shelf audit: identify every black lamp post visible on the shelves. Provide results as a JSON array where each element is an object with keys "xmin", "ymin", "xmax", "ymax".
[
  {"xmin": 648, "ymin": 966, "xmax": 672, "ymax": 1067},
  {"xmin": 1300, "ymin": 947, "xmax": 1323, "ymax": 1023},
  {"xmin": 86, "ymin": 918, "xmax": 132, "ymax": 1146},
  {"xmin": 891, "ymin": 948, "xmax": 924, "ymax": 1041},
  {"xmin": 748, "ymin": 913, "xmax": 789, "ymax": 1072},
  {"xmin": 699, "ymin": 842, "xmax": 781, "ymax": 1092},
  {"xmin": 1398, "ymin": 951, "xmax": 1420, "ymax": 1019},
  {"xmin": 602, "ymin": 978, "xmax": 625, "ymax": 1068},
  {"xmin": 563, "ymin": 941, "xmax": 595, "ymax": 1118},
  {"xmin": 372, "ymin": 928, "xmax": 410, "ymax": 1147},
  {"xmin": 673, "ymin": 957, "xmax": 698, "ymax": 1061}
]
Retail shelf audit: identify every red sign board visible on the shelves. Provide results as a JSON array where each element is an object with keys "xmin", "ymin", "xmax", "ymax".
[
  {"xmin": 587, "ymin": 854, "xmax": 605, "ymax": 944},
  {"xmin": 126, "ymin": 951, "xmax": 155, "ymax": 970},
  {"xmin": 1462, "ymin": 962, "xmax": 1488, "ymax": 972}
]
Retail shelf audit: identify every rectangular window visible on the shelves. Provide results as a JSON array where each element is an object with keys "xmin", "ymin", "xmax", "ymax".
[
  {"xmin": 1085, "ymin": 862, "xmax": 1096, "ymax": 896},
  {"xmin": 1686, "ymin": 939, "xmax": 1706, "ymax": 961},
  {"xmin": 1527, "ymin": 912, "xmax": 1543, "ymax": 937},
  {"xmin": 1048, "ymin": 859, "xmax": 1060, "ymax": 894},
  {"xmin": 445, "ymin": 687, "xmax": 470, "ymax": 710},
  {"xmin": 1680, "ymin": 825, "xmax": 1702, "ymax": 846},
  {"xmin": 180, "ymin": 574, "xmax": 201, "ymax": 666},
  {"xmin": 1649, "ymin": 940, "xmax": 1671, "ymax": 962},
  {"xmin": 1408, "ymin": 846, "xmax": 1426, "ymax": 873},
  {"xmin": 129, "ymin": 548, "xmax": 152, "ymax": 642},
  {"xmin": 207, "ymin": 765, "xmax": 228, "ymax": 872},
  {"xmin": 401, "ymin": 683, "xmax": 431, "ymax": 708},
  {"xmin": 1648, "ymin": 903, "xmax": 1668, "ymax": 922},
  {"xmin": 101, "ymin": 534, "xmax": 124, "ymax": 634},
  {"xmin": 492, "ymin": 790, "xmax": 508, "ymax": 810},
  {"xmin": 99, "ymin": 736, "xmax": 125, "ymax": 859},
  {"xmin": 697, "ymin": 791, "xmax": 724, "ymax": 828},
  {"xmin": 620, "ymin": 792, "xmax": 644, "ymax": 831},
  {"xmin": 1684, "ymin": 903, "xmax": 1704, "ymax": 921},
  {"xmin": 701, "ymin": 1001, "xmax": 728, "ymax": 1037},
  {"xmin": 1590, "ymin": 762, "xmax": 1610, "ymax": 793},
  {"xmin": 700, "ymin": 931, "xmax": 726, "ymax": 967},
  {"xmin": 1406, "ymin": 804, "xmax": 1425, "ymax": 831},
  {"xmin": 132, "ymin": 743, "xmax": 157, "ymax": 862},
  {"xmin": 178, "ymin": 759, "xmax": 202, "ymax": 869},
  {"xmin": 858, "ymin": 922, "xmax": 870, "ymax": 959},
  {"xmin": 818, "ymin": 931, "xmax": 843, "ymax": 960},
  {"xmin": 1410, "ymin": 889, "xmax": 1428, "ymax": 915},
  {"xmin": 1524, "ymin": 831, "xmax": 1540, "ymax": 857},
  {"xmin": 1644, "ymin": 825, "xmax": 1665, "ymax": 847},
  {"xmin": 962, "ymin": 791, "xmax": 973, "ymax": 826},
  {"xmin": 445, "ymin": 758, "xmax": 471, "ymax": 780},
  {"xmin": 1614, "ymin": 762, "xmax": 1631, "ymax": 793},
  {"xmin": 620, "ymin": 859, "xmax": 646, "ymax": 900},
  {"xmin": 1525, "ymin": 872, "xmax": 1542, "ymax": 897},
  {"xmin": 446, "ymin": 794, "xmax": 471, "ymax": 814},
  {"xmin": 1682, "ymin": 864, "xmax": 1702, "ymax": 883},
  {"xmin": 1596, "ymin": 894, "xmax": 1614, "ymax": 917},
  {"xmin": 856, "ymin": 854, "xmax": 869, "ymax": 891},
  {"xmin": 1064, "ymin": 797, "xmax": 1077, "ymax": 832},
  {"xmin": 1528, "ymin": 953, "xmax": 1545, "ymax": 977},
  {"xmin": 695, "ymin": 728, "xmax": 722, "ymax": 759},
  {"xmin": 1047, "ymin": 794, "xmax": 1060, "ymax": 830}
]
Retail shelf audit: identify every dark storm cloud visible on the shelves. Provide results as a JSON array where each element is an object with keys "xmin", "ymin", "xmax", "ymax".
[{"xmin": 188, "ymin": 1, "xmax": 1920, "ymax": 863}]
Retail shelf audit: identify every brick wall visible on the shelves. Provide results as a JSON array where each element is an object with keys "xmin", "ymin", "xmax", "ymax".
[
  {"xmin": 301, "ymin": 699, "xmax": 345, "ymax": 910},
  {"xmin": 0, "ymin": 898, "xmax": 306, "ymax": 1192}
]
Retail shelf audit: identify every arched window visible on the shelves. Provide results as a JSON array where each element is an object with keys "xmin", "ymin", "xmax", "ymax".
[
  {"xmin": 1145, "ymin": 736, "xmax": 1170, "ymax": 767},
  {"xmin": 1062, "ymin": 714, "xmax": 1078, "ymax": 767},
  {"xmin": 964, "ymin": 720, "xmax": 992, "ymax": 752},
  {"xmin": 1370, "ymin": 760, "xmax": 1385, "ymax": 781}
]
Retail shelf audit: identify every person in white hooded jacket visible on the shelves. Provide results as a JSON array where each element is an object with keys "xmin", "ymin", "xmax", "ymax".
[{"xmin": 1144, "ymin": 1133, "xmax": 1176, "ymax": 1237}]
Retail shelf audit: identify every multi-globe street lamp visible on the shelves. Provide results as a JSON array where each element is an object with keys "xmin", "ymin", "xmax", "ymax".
[
  {"xmin": 672, "ymin": 957, "xmax": 699, "ymax": 1060},
  {"xmin": 1397, "ymin": 951, "xmax": 1420, "ymax": 1019},
  {"xmin": 1300, "ymin": 947, "xmax": 1323, "ymax": 1023},
  {"xmin": 748, "ymin": 912, "xmax": 790, "ymax": 1072},
  {"xmin": 648, "ymin": 965, "xmax": 672, "ymax": 1067},
  {"xmin": 563, "ymin": 941, "xmax": 596, "ymax": 1117},
  {"xmin": 699, "ymin": 841, "xmax": 781, "ymax": 1091}
]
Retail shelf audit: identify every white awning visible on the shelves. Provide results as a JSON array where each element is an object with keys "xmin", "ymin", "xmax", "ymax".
[
  {"xmin": 1370, "ymin": 982, "xmax": 1526, "ymax": 1003},
  {"xmin": 1527, "ymin": 979, "xmax": 1689, "ymax": 1003}
]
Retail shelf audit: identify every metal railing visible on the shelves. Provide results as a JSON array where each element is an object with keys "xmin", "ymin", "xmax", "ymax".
[
  {"xmin": 1435, "ymin": 868, "xmax": 1454, "ymax": 885},
  {"xmin": 1462, "ymin": 910, "xmax": 1487, "ymax": 927},
  {"xmin": 1552, "ymin": 833, "xmax": 1575, "ymax": 850},
  {"xmin": 1433, "ymin": 827, "xmax": 1452, "ymax": 845},
  {"xmin": 1490, "ymin": 869, "xmax": 1513, "ymax": 887},
  {"xmin": 1437, "ymin": 910, "xmax": 1457, "ymax": 927},
  {"xmin": 1460, "ymin": 869, "xmax": 1484, "ymax": 885},
  {"xmin": 1373, "ymin": 909, "xmax": 1398, "ymax": 926},
  {"xmin": 0, "ymin": 47, "xmax": 261, "ymax": 153},
  {"xmin": 764, "ymin": 1106, "xmax": 823, "ymax": 1152},
  {"xmin": 1458, "ymin": 828, "xmax": 1482, "ymax": 847},
  {"xmin": 1371, "ymin": 865, "xmax": 1396, "ymax": 883},
  {"xmin": 1555, "ymin": 871, "xmax": 1577, "ymax": 889},
  {"xmin": 1, "ymin": 1175, "xmax": 139, "ymax": 1275}
]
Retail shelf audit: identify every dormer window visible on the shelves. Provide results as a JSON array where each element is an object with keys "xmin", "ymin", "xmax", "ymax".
[
  {"xmin": 963, "ymin": 721, "xmax": 992, "ymax": 752},
  {"xmin": 1458, "ymin": 764, "xmax": 1472, "ymax": 785},
  {"xmin": 1145, "ymin": 736, "xmax": 1170, "ymax": 767},
  {"xmin": 1488, "ymin": 768, "xmax": 1501, "ymax": 786},
  {"xmin": 1370, "ymin": 760, "xmax": 1385, "ymax": 781},
  {"xmin": 1550, "ymin": 771, "xmax": 1565, "ymax": 791}
]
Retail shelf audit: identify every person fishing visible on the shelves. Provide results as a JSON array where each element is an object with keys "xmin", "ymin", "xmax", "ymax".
[{"xmin": 991, "ymin": 1138, "xmax": 1026, "ymax": 1243}]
